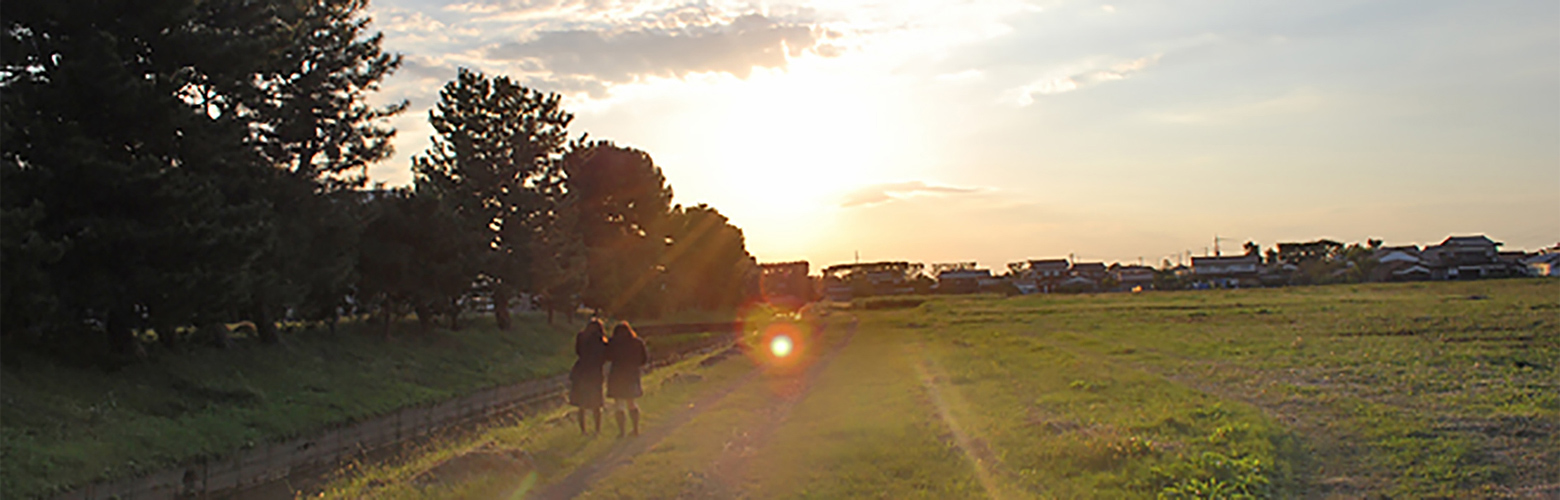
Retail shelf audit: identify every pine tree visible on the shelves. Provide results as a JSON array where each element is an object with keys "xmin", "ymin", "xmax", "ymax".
[
  {"xmin": 241, "ymin": 0, "xmax": 406, "ymax": 344},
  {"xmin": 2, "ymin": 0, "xmax": 273, "ymax": 357},
  {"xmin": 413, "ymin": 68, "xmax": 572, "ymax": 329}
]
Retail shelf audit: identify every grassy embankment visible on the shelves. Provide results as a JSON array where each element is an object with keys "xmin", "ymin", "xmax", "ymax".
[
  {"xmin": 315, "ymin": 280, "xmax": 1557, "ymax": 499},
  {"xmin": 0, "ymin": 311, "xmax": 736, "ymax": 499}
]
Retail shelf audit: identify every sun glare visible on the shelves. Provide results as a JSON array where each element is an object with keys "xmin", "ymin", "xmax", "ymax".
[
  {"xmin": 708, "ymin": 68, "xmax": 901, "ymax": 217},
  {"xmin": 769, "ymin": 334, "xmax": 794, "ymax": 358}
]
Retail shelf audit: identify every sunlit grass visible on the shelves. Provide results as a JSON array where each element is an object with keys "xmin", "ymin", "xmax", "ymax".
[
  {"xmin": 314, "ymin": 346, "xmax": 759, "ymax": 499},
  {"xmin": 298, "ymin": 280, "xmax": 1557, "ymax": 498}
]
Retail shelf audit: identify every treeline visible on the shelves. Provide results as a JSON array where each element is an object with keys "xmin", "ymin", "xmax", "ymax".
[{"xmin": 1, "ymin": 0, "xmax": 758, "ymax": 362}]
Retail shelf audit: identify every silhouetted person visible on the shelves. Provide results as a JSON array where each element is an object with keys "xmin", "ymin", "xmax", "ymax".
[
  {"xmin": 569, "ymin": 320, "xmax": 608, "ymax": 435},
  {"xmin": 606, "ymin": 322, "xmax": 649, "ymax": 437}
]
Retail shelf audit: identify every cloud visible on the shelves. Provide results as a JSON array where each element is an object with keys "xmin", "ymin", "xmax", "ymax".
[
  {"xmin": 482, "ymin": 12, "xmax": 833, "ymax": 92},
  {"xmin": 840, "ymin": 181, "xmax": 983, "ymax": 208},
  {"xmin": 1000, "ymin": 54, "xmax": 1161, "ymax": 106}
]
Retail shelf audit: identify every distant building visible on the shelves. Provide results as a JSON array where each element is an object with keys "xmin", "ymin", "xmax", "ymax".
[
  {"xmin": 1059, "ymin": 262, "xmax": 1106, "ymax": 292},
  {"xmin": 1110, "ymin": 264, "xmax": 1155, "ymax": 290},
  {"xmin": 1370, "ymin": 246, "xmax": 1431, "ymax": 282},
  {"xmin": 1422, "ymin": 235, "xmax": 1520, "ymax": 280},
  {"xmin": 1524, "ymin": 249, "xmax": 1560, "ymax": 277},
  {"xmin": 936, "ymin": 268, "xmax": 992, "ymax": 294},
  {"xmin": 820, "ymin": 261, "xmax": 923, "ymax": 300},
  {"xmin": 1071, "ymin": 262, "xmax": 1107, "ymax": 280},
  {"xmin": 760, "ymin": 261, "xmax": 813, "ymax": 308},
  {"xmin": 1008, "ymin": 259, "xmax": 1071, "ymax": 293},
  {"xmin": 1191, "ymin": 254, "xmax": 1260, "ymax": 288}
]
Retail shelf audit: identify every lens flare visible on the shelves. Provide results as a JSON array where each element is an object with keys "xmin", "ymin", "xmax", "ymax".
[{"xmin": 770, "ymin": 334, "xmax": 794, "ymax": 358}]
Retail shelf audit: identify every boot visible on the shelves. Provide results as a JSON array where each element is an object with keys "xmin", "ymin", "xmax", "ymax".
[
  {"xmin": 615, "ymin": 409, "xmax": 627, "ymax": 438},
  {"xmin": 629, "ymin": 408, "xmax": 641, "ymax": 436}
]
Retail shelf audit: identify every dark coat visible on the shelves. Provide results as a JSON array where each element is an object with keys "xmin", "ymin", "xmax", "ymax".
[
  {"xmin": 606, "ymin": 334, "xmax": 648, "ymax": 399},
  {"xmin": 569, "ymin": 329, "xmax": 607, "ymax": 408}
]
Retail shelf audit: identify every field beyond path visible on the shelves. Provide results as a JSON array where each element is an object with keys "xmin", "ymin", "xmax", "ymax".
[{"xmin": 324, "ymin": 280, "xmax": 1558, "ymax": 499}]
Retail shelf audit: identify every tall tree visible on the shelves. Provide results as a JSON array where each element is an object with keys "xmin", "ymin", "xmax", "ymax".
[
  {"xmin": 531, "ymin": 193, "xmax": 588, "ymax": 324},
  {"xmin": 562, "ymin": 143, "xmax": 673, "ymax": 319},
  {"xmin": 3, "ymin": 0, "xmax": 273, "ymax": 356},
  {"xmin": 662, "ymin": 204, "xmax": 758, "ymax": 313},
  {"xmin": 413, "ymin": 68, "xmax": 572, "ymax": 329},
  {"xmin": 243, "ymin": 0, "xmax": 406, "ymax": 344},
  {"xmin": 358, "ymin": 188, "xmax": 477, "ymax": 335}
]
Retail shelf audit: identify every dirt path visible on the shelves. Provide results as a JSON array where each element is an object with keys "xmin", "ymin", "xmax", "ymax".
[
  {"xmin": 526, "ymin": 354, "xmax": 759, "ymax": 500},
  {"xmin": 530, "ymin": 317, "xmax": 857, "ymax": 500},
  {"xmin": 682, "ymin": 317, "xmax": 859, "ymax": 499},
  {"xmin": 906, "ymin": 341, "xmax": 1020, "ymax": 500}
]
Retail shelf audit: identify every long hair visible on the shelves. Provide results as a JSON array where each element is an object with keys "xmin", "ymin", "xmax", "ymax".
[
  {"xmin": 582, "ymin": 319, "xmax": 606, "ymax": 338},
  {"xmin": 612, "ymin": 321, "xmax": 638, "ymax": 340}
]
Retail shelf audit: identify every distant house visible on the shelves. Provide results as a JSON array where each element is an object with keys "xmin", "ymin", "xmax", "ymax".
[
  {"xmin": 1110, "ymin": 264, "xmax": 1155, "ymax": 290},
  {"xmin": 1009, "ymin": 259, "xmax": 1071, "ymax": 293},
  {"xmin": 1029, "ymin": 259, "xmax": 1070, "ymax": 280},
  {"xmin": 1071, "ymin": 262, "xmax": 1107, "ymax": 280},
  {"xmin": 936, "ymin": 268, "xmax": 992, "ymax": 294},
  {"xmin": 1525, "ymin": 251, "xmax": 1560, "ymax": 277},
  {"xmin": 1422, "ymin": 235, "xmax": 1519, "ymax": 280},
  {"xmin": 1370, "ymin": 246, "xmax": 1431, "ymax": 282},
  {"xmin": 1057, "ymin": 262, "xmax": 1106, "ymax": 292},
  {"xmin": 760, "ymin": 261, "xmax": 813, "ymax": 307},
  {"xmin": 1375, "ymin": 246, "xmax": 1422, "ymax": 264},
  {"xmin": 1191, "ymin": 254, "xmax": 1261, "ymax": 288},
  {"xmin": 820, "ymin": 261, "xmax": 923, "ymax": 300}
]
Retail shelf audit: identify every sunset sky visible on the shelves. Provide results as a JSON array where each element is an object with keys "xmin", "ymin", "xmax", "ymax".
[{"xmin": 363, "ymin": 0, "xmax": 1558, "ymax": 270}]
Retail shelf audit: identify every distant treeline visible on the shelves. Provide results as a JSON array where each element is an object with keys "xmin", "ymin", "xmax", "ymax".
[{"xmin": 1, "ymin": 0, "xmax": 758, "ymax": 362}]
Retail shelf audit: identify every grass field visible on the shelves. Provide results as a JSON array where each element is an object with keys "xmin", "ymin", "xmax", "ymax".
[
  {"xmin": 0, "ymin": 311, "xmax": 743, "ymax": 499},
  {"xmin": 328, "ymin": 279, "xmax": 1558, "ymax": 499}
]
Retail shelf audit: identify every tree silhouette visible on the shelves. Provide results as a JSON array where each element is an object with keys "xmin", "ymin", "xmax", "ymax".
[
  {"xmin": 242, "ymin": 0, "xmax": 406, "ymax": 344},
  {"xmin": 414, "ymin": 68, "xmax": 571, "ymax": 329},
  {"xmin": 2, "ymin": 0, "xmax": 275, "ymax": 356},
  {"xmin": 562, "ymin": 142, "xmax": 673, "ymax": 318},
  {"xmin": 663, "ymin": 204, "xmax": 759, "ymax": 313}
]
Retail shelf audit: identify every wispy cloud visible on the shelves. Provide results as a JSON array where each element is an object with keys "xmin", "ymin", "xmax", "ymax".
[
  {"xmin": 841, "ymin": 181, "xmax": 983, "ymax": 208},
  {"xmin": 1000, "ymin": 54, "xmax": 1160, "ymax": 106},
  {"xmin": 486, "ymin": 14, "xmax": 831, "ymax": 82}
]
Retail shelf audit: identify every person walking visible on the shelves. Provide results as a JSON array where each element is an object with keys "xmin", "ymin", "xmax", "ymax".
[
  {"xmin": 569, "ymin": 320, "xmax": 608, "ymax": 435},
  {"xmin": 606, "ymin": 321, "xmax": 649, "ymax": 437}
]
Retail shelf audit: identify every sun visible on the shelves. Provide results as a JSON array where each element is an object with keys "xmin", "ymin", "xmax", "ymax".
[
  {"xmin": 707, "ymin": 69, "xmax": 899, "ymax": 218},
  {"xmin": 769, "ymin": 334, "xmax": 794, "ymax": 358}
]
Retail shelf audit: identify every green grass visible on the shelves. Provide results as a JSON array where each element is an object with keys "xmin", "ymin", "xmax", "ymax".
[
  {"xmin": 115, "ymin": 280, "xmax": 1558, "ymax": 499},
  {"xmin": 896, "ymin": 279, "xmax": 1559, "ymax": 498},
  {"xmin": 745, "ymin": 315, "xmax": 988, "ymax": 499},
  {"xmin": 314, "ymin": 352, "xmax": 760, "ymax": 499},
  {"xmin": 1, "ymin": 313, "xmax": 600, "ymax": 499}
]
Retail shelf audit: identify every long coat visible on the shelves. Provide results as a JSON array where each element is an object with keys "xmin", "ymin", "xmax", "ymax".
[
  {"xmin": 569, "ymin": 330, "xmax": 607, "ymax": 409},
  {"xmin": 606, "ymin": 334, "xmax": 649, "ymax": 399}
]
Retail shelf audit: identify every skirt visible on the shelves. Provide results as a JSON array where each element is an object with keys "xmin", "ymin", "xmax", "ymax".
[
  {"xmin": 569, "ymin": 364, "xmax": 605, "ymax": 409},
  {"xmin": 606, "ymin": 367, "xmax": 643, "ymax": 399}
]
